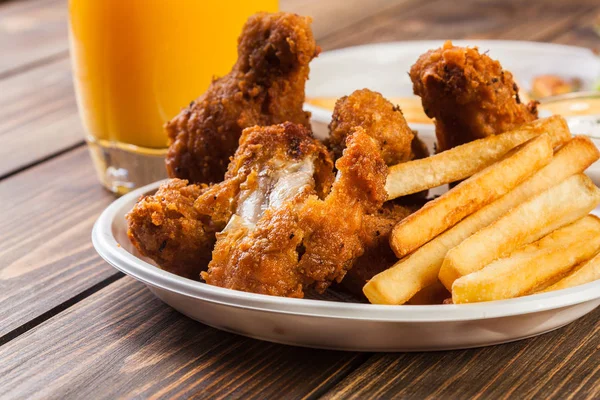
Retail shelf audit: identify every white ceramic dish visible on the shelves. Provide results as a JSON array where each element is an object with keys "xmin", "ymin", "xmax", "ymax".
[{"xmin": 92, "ymin": 126, "xmax": 600, "ymax": 351}]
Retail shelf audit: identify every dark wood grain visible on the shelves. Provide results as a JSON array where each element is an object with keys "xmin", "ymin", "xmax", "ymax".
[
  {"xmin": 320, "ymin": 308, "xmax": 600, "ymax": 399},
  {"xmin": 553, "ymin": 9, "xmax": 600, "ymax": 48},
  {"xmin": 0, "ymin": 57, "xmax": 83, "ymax": 178},
  {"xmin": 0, "ymin": 146, "xmax": 117, "ymax": 339},
  {"xmin": 0, "ymin": 277, "xmax": 367, "ymax": 400},
  {"xmin": 282, "ymin": 0, "xmax": 418, "ymax": 41},
  {"xmin": 0, "ymin": 0, "xmax": 69, "ymax": 78},
  {"xmin": 317, "ymin": 0, "xmax": 600, "ymax": 50}
]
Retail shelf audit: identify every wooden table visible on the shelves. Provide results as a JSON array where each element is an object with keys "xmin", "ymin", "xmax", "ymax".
[{"xmin": 0, "ymin": 0, "xmax": 598, "ymax": 398}]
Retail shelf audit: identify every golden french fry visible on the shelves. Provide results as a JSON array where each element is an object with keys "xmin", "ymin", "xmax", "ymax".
[
  {"xmin": 440, "ymin": 174, "xmax": 600, "ymax": 290},
  {"xmin": 364, "ymin": 250, "xmax": 442, "ymax": 305},
  {"xmin": 390, "ymin": 134, "xmax": 553, "ymax": 258},
  {"xmin": 531, "ymin": 267, "xmax": 576, "ymax": 292},
  {"xmin": 385, "ymin": 115, "xmax": 570, "ymax": 199},
  {"xmin": 452, "ymin": 216, "xmax": 600, "ymax": 303},
  {"xmin": 542, "ymin": 251, "xmax": 600, "ymax": 292},
  {"xmin": 364, "ymin": 137, "xmax": 599, "ymax": 305},
  {"xmin": 406, "ymin": 281, "xmax": 450, "ymax": 305}
]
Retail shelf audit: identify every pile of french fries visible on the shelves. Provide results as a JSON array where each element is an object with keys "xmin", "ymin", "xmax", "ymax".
[{"xmin": 364, "ymin": 115, "xmax": 600, "ymax": 305}]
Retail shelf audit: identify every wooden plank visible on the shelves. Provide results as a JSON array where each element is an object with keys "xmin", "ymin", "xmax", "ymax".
[
  {"xmin": 281, "ymin": 0, "xmax": 417, "ymax": 42},
  {"xmin": 318, "ymin": 0, "xmax": 599, "ymax": 50},
  {"xmin": 552, "ymin": 5, "xmax": 600, "ymax": 48},
  {"xmin": 0, "ymin": 146, "xmax": 117, "ymax": 338},
  {"xmin": 0, "ymin": 58, "xmax": 84, "ymax": 177},
  {"xmin": 0, "ymin": 0, "xmax": 69, "ymax": 77},
  {"xmin": 320, "ymin": 308, "xmax": 600, "ymax": 399},
  {"xmin": 0, "ymin": 277, "xmax": 366, "ymax": 399}
]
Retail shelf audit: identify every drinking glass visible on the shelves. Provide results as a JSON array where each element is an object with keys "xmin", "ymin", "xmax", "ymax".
[{"xmin": 69, "ymin": 0, "xmax": 278, "ymax": 194}]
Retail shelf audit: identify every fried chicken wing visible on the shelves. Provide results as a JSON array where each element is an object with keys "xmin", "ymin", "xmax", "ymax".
[
  {"xmin": 200, "ymin": 123, "xmax": 387, "ymax": 297},
  {"xmin": 327, "ymin": 89, "xmax": 415, "ymax": 165},
  {"xmin": 166, "ymin": 12, "xmax": 319, "ymax": 184},
  {"xmin": 410, "ymin": 41, "xmax": 538, "ymax": 151},
  {"xmin": 297, "ymin": 127, "xmax": 388, "ymax": 293},
  {"xmin": 126, "ymin": 179, "xmax": 222, "ymax": 279},
  {"xmin": 321, "ymin": 89, "xmax": 429, "ymax": 297},
  {"xmin": 199, "ymin": 122, "xmax": 334, "ymax": 297}
]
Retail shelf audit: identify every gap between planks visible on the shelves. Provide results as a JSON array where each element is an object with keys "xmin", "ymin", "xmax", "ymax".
[
  {"xmin": 0, "ymin": 272, "xmax": 124, "ymax": 346},
  {"xmin": 0, "ymin": 49, "xmax": 69, "ymax": 81},
  {"xmin": 0, "ymin": 140, "xmax": 84, "ymax": 181}
]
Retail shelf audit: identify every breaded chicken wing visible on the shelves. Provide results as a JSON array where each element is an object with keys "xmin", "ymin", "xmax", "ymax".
[
  {"xmin": 199, "ymin": 122, "xmax": 334, "ymax": 297},
  {"xmin": 126, "ymin": 180, "xmax": 222, "ymax": 279},
  {"xmin": 410, "ymin": 41, "xmax": 538, "ymax": 151},
  {"xmin": 166, "ymin": 12, "xmax": 319, "ymax": 184},
  {"xmin": 297, "ymin": 127, "xmax": 388, "ymax": 293},
  {"xmin": 327, "ymin": 89, "xmax": 415, "ymax": 165},
  {"xmin": 200, "ymin": 124, "xmax": 387, "ymax": 297}
]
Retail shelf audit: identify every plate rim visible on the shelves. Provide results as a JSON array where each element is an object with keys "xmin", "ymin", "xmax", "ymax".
[{"xmin": 92, "ymin": 178, "xmax": 600, "ymax": 324}]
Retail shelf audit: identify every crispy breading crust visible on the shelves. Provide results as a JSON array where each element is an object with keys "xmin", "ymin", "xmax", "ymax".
[
  {"xmin": 225, "ymin": 122, "xmax": 335, "ymax": 197},
  {"xmin": 410, "ymin": 41, "xmax": 538, "ymax": 151},
  {"xmin": 165, "ymin": 12, "xmax": 319, "ymax": 184},
  {"xmin": 125, "ymin": 179, "xmax": 221, "ymax": 279},
  {"xmin": 297, "ymin": 128, "xmax": 389, "ymax": 293},
  {"xmin": 327, "ymin": 89, "xmax": 414, "ymax": 165}
]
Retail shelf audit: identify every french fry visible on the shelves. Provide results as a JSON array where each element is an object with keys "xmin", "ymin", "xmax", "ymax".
[
  {"xmin": 440, "ymin": 174, "xmax": 600, "ymax": 290},
  {"xmin": 390, "ymin": 134, "xmax": 553, "ymax": 258},
  {"xmin": 364, "ymin": 249, "xmax": 447, "ymax": 305},
  {"xmin": 542, "ymin": 251, "xmax": 600, "ymax": 292},
  {"xmin": 452, "ymin": 216, "xmax": 600, "ymax": 303},
  {"xmin": 406, "ymin": 281, "xmax": 450, "ymax": 305},
  {"xmin": 385, "ymin": 115, "xmax": 570, "ymax": 199},
  {"xmin": 364, "ymin": 137, "xmax": 599, "ymax": 305},
  {"xmin": 531, "ymin": 267, "xmax": 577, "ymax": 292}
]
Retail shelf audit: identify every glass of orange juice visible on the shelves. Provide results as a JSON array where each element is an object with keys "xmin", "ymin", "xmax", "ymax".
[{"xmin": 69, "ymin": 0, "xmax": 278, "ymax": 194}]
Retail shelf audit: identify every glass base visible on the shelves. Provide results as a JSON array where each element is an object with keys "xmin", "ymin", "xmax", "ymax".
[{"xmin": 86, "ymin": 137, "xmax": 168, "ymax": 196}]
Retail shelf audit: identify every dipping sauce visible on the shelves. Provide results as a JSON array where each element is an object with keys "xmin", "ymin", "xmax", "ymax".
[
  {"xmin": 539, "ymin": 97, "xmax": 600, "ymax": 118},
  {"xmin": 539, "ymin": 94, "xmax": 600, "ymax": 138}
]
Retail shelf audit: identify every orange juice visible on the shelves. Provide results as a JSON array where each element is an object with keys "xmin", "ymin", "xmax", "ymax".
[
  {"xmin": 70, "ymin": 0, "xmax": 278, "ymax": 149},
  {"xmin": 69, "ymin": 0, "xmax": 277, "ymax": 194}
]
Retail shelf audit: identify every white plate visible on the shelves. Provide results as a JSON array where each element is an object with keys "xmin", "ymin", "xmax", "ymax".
[
  {"xmin": 304, "ymin": 40, "xmax": 600, "ymax": 183},
  {"xmin": 92, "ymin": 126, "xmax": 600, "ymax": 351}
]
